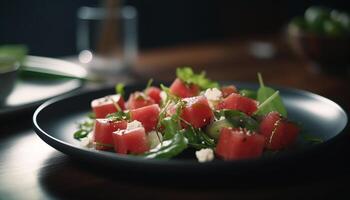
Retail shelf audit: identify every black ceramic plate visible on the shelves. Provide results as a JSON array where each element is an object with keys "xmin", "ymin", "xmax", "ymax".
[
  {"xmin": 0, "ymin": 56, "xmax": 87, "ymax": 118},
  {"xmin": 33, "ymin": 83, "xmax": 348, "ymax": 181}
]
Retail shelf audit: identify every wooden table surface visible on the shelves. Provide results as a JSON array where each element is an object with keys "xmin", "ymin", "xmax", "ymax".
[{"xmin": 1, "ymin": 36, "xmax": 349, "ymax": 199}]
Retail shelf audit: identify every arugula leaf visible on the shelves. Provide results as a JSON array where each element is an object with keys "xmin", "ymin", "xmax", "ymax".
[
  {"xmin": 182, "ymin": 125, "xmax": 216, "ymax": 149},
  {"xmin": 142, "ymin": 133, "xmax": 188, "ymax": 159},
  {"xmin": 73, "ymin": 119, "xmax": 94, "ymax": 139},
  {"xmin": 218, "ymin": 110, "xmax": 259, "ymax": 131},
  {"xmin": 160, "ymin": 84, "xmax": 181, "ymax": 106},
  {"xmin": 162, "ymin": 116, "xmax": 180, "ymax": 140},
  {"xmin": 256, "ymin": 73, "xmax": 287, "ymax": 117},
  {"xmin": 106, "ymin": 110, "xmax": 130, "ymax": 121},
  {"xmin": 176, "ymin": 67, "xmax": 219, "ymax": 89},
  {"xmin": 115, "ymin": 83, "xmax": 125, "ymax": 98}
]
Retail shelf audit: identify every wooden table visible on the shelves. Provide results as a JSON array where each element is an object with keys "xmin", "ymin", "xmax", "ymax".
[{"xmin": 1, "ymin": 37, "xmax": 349, "ymax": 199}]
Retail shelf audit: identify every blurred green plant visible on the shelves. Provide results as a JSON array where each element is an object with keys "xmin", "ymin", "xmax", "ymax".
[
  {"xmin": 289, "ymin": 6, "xmax": 350, "ymax": 37},
  {"xmin": 0, "ymin": 45, "xmax": 28, "ymax": 63}
]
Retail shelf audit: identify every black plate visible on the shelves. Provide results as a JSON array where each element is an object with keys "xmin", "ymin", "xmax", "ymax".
[
  {"xmin": 33, "ymin": 83, "xmax": 348, "ymax": 182},
  {"xmin": 0, "ymin": 56, "xmax": 87, "ymax": 118}
]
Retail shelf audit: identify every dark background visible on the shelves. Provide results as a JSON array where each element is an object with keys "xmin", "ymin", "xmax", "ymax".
[{"xmin": 0, "ymin": 0, "xmax": 349, "ymax": 57}]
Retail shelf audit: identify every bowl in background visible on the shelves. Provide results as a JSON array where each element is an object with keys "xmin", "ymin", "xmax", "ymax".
[
  {"xmin": 286, "ymin": 6, "xmax": 350, "ymax": 76},
  {"xmin": 287, "ymin": 26, "xmax": 350, "ymax": 76}
]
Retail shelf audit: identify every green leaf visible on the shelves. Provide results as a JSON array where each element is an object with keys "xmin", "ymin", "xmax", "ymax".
[
  {"xmin": 239, "ymin": 89, "xmax": 257, "ymax": 99},
  {"xmin": 160, "ymin": 83, "xmax": 180, "ymax": 104},
  {"xmin": 142, "ymin": 133, "xmax": 188, "ymax": 159},
  {"xmin": 176, "ymin": 67, "xmax": 219, "ymax": 90},
  {"xmin": 106, "ymin": 110, "xmax": 130, "ymax": 121},
  {"xmin": 182, "ymin": 126, "xmax": 216, "ymax": 149},
  {"xmin": 115, "ymin": 83, "xmax": 125, "ymax": 98},
  {"xmin": 256, "ymin": 73, "xmax": 287, "ymax": 117},
  {"xmin": 221, "ymin": 110, "xmax": 259, "ymax": 131},
  {"xmin": 73, "ymin": 119, "xmax": 94, "ymax": 139},
  {"xmin": 162, "ymin": 116, "xmax": 180, "ymax": 140},
  {"xmin": 73, "ymin": 130, "xmax": 90, "ymax": 139}
]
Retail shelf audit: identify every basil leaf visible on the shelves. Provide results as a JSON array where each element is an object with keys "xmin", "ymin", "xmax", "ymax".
[
  {"xmin": 176, "ymin": 67, "xmax": 219, "ymax": 90},
  {"xmin": 256, "ymin": 73, "xmax": 287, "ymax": 117},
  {"xmin": 223, "ymin": 110, "xmax": 259, "ymax": 131},
  {"xmin": 142, "ymin": 133, "xmax": 188, "ymax": 159}
]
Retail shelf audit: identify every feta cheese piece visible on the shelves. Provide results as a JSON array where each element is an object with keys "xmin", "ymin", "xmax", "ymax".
[
  {"xmin": 126, "ymin": 120, "xmax": 143, "ymax": 131},
  {"xmin": 195, "ymin": 148, "xmax": 215, "ymax": 163},
  {"xmin": 80, "ymin": 132, "xmax": 94, "ymax": 148},
  {"xmin": 204, "ymin": 88, "xmax": 222, "ymax": 101},
  {"xmin": 204, "ymin": 88, "xmax": 222, "ymax": 109}
]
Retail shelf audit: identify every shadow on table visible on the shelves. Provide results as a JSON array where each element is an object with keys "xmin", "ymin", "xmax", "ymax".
[{"xmin": 37, "ymin": 149, "xmax": 349, "ymax": 200}]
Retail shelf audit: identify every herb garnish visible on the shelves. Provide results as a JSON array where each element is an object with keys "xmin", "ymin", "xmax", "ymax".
[
  {"xmin": 73, "ymin": 118, "xmax": 94, "ymax": 139},
  {"xmin": 176, "ymin": 67, "xmax": 219, "ymax": 89},
  {"xmin": 142, "ymin": 133, "xmax": 188, "ymax": 159},
  {"xmin": 106, "ymin": 110, "xmax": 130, "ymax": 121},
  {"xmin": 115, "ymin": 83, "xmax": 125, "ymax": 98}
]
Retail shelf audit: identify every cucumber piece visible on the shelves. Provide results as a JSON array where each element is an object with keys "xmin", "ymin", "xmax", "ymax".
[{"xmin": 206, "ymin": 119, "xmax": 232, "ymax": 140}]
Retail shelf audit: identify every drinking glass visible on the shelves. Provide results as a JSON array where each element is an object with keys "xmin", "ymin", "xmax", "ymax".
[{"xmin": 76, "ymin": 5, "xmax": 138, "ymax": 75}]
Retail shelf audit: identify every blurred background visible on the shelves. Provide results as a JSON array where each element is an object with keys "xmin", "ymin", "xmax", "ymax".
[
  {"xmin": 0, "ymin": 0, "xmax": 349, "ymax": 56},
  {"xmin": 1, "ymin": 2, "xmax": 350, "ymax": 198},
  {"xmin": 1, "ymin": 0, "xmax": 350, "ymax": 100}
]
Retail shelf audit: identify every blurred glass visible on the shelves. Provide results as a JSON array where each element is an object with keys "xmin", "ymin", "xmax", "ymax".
[{"xmin": 76, "ymin": 5, "xmax": 138, "ymax": 75}]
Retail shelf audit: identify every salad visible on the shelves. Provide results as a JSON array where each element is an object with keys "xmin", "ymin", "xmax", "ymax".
[{"xmin": 74, "ymin": 67, "xmax": 307, "ymax": 162}]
